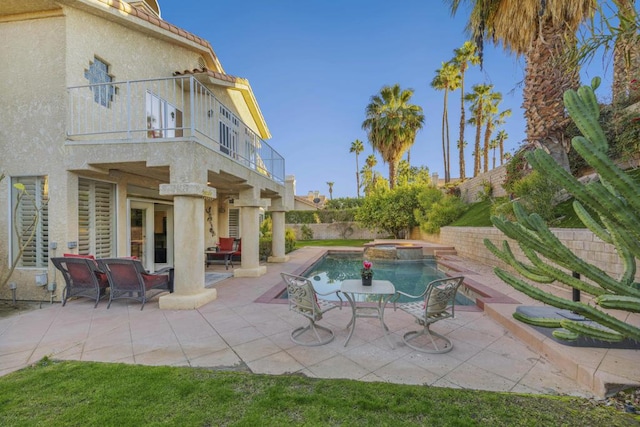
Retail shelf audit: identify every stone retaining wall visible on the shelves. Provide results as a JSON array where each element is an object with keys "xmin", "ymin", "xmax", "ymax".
[
  {"xmin": 457, "ymin": 164, "xmax": 508, "ymax": 203},
  {"xmin": 287, "ymin": 222, "xmax": 386, "ymax": 241},
  {"xmin": 416, "ymin": 226, "xmax": 627, "ymax": 281}
]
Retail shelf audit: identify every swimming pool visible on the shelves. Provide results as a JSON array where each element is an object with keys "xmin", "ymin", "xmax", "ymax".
[{"xmin": 293, "ymin": 252, "xmax": 475, "ymax": 306}]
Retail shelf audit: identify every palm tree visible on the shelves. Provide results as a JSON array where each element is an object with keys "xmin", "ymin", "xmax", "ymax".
[
  {"xmin": 481, "ymin": 91, "xmax": 502, "ymax": 173},
  {"xmin": 451, "ymin": 41, "xmax": 480, "ymax": 180},
  {"xmin": 447, "ymin": 0, "xmax": 595, "ymax": 171},
  {"xmin": 361, "ymin": 154, "xmax": 378, "ymax": 197},
  {"xmin": 349, "ymin": 139, "xmax": 364, "ymax": 198},
  {"xmin": 465, "ymin": 84, "xmax": 492, "ymax": 176},
  {"xmin": 489, "ymin": 138, "xmax": 499, "ymax": 169},
  {"xmin": 457, "ymin": 139, "xmax": 467, "ymax": 176},
  {"xmin": 612, "ymin": 0, "xmax": 640, "ymax": 105},
  {"xmin": 326, "ymin": 182, "xmax": 334, "ymax": 200},
  {"xmin": 431, "ymin": 62, "xmax": 461, "ymax": 183},
  {"xmin": 482, "ymin": 95, "xmax": 511, "ymax": 173},
  {"xmin": 362, "ymin": 84, "xmax": 425, "ymax": 189},
  {"xmin": 495, "ymin": 129, "xmax": 508, "ymax": 166}
]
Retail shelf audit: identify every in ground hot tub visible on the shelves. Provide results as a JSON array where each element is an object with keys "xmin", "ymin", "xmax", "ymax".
[{"xmin": 363, "ymin": 243, "xmax": 424, "ymax": 261}]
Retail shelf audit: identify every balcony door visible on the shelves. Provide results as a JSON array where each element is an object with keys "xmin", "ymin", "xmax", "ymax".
[{"xmin": 128, "ymin": 200, "xmax": 173, "ymax": 271}]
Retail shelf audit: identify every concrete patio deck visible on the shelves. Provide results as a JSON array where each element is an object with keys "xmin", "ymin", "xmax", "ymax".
[{"xmin": 1, "ymin": 246, "xmax": 638, "ymax": 398}]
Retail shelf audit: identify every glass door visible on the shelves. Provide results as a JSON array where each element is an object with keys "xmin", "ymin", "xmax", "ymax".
[
  {"xmin": 129, "ymin": 200, "xmax": 173, "ymax": 272},
  {"xmin": 153, "ymin": 204, "xmax": 173, "ymax": 270},
  {"xmin": 129, "ymin": 201, "xmax": 155, "ymax": 271}
]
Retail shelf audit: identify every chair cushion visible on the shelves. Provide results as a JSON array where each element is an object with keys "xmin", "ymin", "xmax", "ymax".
[
  {"xmin": 426, "ymin": 287, "xmax": 449, "ymax": 315},
  {"xmin": 142, "ymin": 273, "xmax": 169, "ymax": 291},
  {"xmin": 218, "ymin": 237, "xmax": 235, "ymax": 251},
  {"xmin": 64, "ymin": 253, "xmax": 96, "ymax": 260}
]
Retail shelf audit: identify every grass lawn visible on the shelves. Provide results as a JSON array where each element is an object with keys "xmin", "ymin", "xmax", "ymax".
[{"xmin": 0, "ymin": 359, "xmax": 636, "ymax": 426}]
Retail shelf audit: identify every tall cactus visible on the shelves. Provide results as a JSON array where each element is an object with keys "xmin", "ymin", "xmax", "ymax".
[{"xmin": 485, "ymin": 78, "xmax": 640, "ymax": 343}]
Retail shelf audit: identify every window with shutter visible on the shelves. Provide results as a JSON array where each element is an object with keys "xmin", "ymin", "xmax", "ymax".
[
  {"xmin": 78, "ymin": 178, "xmax": 115, "ymax": 258},
  {"xmin": 11, "ymin": 176, "xmax": 49, "ymax": 268},
  {"xmin": 228, "ymin": 208, "xmax": 240, "ymax": 238}
]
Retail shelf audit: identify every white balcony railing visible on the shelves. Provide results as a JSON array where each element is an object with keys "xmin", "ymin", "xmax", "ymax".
[{"xmin": 67, "ymin": 76, "xmax": 285, "ymax": 184}]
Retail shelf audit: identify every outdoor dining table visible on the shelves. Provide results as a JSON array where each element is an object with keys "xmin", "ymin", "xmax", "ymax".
[
  {"xmin": 204, "ymin": 250, "xmax": 235, "ymax": 270},
  {"xmin": 340, "ymin": 279, "xmax": 396, "ymax": 349}
]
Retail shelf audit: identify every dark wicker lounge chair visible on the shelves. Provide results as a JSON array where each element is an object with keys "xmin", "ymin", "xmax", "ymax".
[
  {"xmin": 97, "ymin": 258, "xmax": 174, "ymax": 310},
  {"xmin": 51, "ymin": 256, "xmax": 109, "ymax": 308}
]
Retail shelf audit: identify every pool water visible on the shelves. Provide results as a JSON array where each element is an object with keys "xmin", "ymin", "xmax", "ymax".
[{"xmin": 289, "ymin": 252, "xmax": 475, "ymax": 306}]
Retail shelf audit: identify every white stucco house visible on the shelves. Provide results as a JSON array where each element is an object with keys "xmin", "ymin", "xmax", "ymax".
[{"xmin": 0, "ymin": 0, "xmax": 294, "ymax": 309}]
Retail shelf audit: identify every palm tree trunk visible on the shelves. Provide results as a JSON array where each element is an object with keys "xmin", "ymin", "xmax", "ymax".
[
  {"xmin": 459, "ymin": 75, "xmax": 466, "ymax": 180},
  {"xmin": 522, "ymin": 20, "xmax": 579, "ymax": 172},
  {"xmin": 355, "ymin": 156, "xmax": 360, "ymax": 198},
  {"xmin": 441, "ymin": 91, "xmax": 448, "ymax": 183},
  {"xmin": 483, "ymin": 122, "xmax": 492, "ymax": 173},
  {"xmin": 612, "ymin": 0, "xmax": 640, "ymax": 105},
  {"xmin": 389, "ymin": 161, "xmax": 397, "ymax": 189},
  {"xmin": 444, "ymin": 91, "xmax": 451, "ymax": 182},
  {"xmin": 474, "ymin": 108, "xmax": 482, "ymax": 177}
]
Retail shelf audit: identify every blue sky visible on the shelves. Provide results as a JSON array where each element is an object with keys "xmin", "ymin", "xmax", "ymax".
[{"xmin": 161, "ymin": 1, "xmax": 611, "ymax": 199}]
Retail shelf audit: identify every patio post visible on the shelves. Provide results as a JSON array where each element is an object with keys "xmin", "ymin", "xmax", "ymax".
[
  {"xmin": 234, "ymin": 187, "xmax": 270, "ymax": 277},
  {"xmin": 268, "ymin": 197, "xmax": 288, "ymax": 263},
  {"xmin": 157, "ymin": 183, "xmax": 217, "ymax": 309}
]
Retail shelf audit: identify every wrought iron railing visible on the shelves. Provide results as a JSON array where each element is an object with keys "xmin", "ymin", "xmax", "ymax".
[{"xmin": 67, "ymin": 76, "xmax": 285, "ymax": 184}]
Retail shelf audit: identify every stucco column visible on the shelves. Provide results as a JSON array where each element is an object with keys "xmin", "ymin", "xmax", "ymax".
[
  {"xmin": 157, "ymin": 183, "xmax": 217, "ymax": 309},
  {"xmin": 234, "ymin": 187, "xmax": 270, "ymax": 277},
  {"xmin": 268, "ymin": 211, "xmax": 288, "ymax": 262},
  {"xmin": 268, "ymin": 196, "xmax": 289, "ymax": 263}
]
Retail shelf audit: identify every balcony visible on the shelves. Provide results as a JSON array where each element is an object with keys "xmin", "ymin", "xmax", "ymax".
[{"xmin": 67, "ymin": 76, "xmax": 284, "ymax": 184}]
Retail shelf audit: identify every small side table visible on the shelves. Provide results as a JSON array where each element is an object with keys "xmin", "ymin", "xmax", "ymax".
[{"xmin": 340, "ymin": 279, "xmax": 396, "ymax": 349}]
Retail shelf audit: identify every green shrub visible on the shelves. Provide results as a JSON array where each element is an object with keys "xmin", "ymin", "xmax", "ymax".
[
  {"xmin": 356, "ymin": 186, "xmax": 425, "ymax": 238},
  {"xmin": 502, "ymin": 149, "xmax": 530, "ymax": 195},
  {"xmin": 300, "ymin": 224, "xmax": 313, "ymax": 240},
  {"xmin": 566, "ymin": 103, "xmax": 640, "ymax": 175},
  {"xmin": 478, "ymin": 180, "xmax": 494, "ymax": 201},
  {"xmin": 285, "ymin": 209, "xmax": 358, "ymax": 224},
  {"xmin": 285, "ymin": 211, "xmax": 316, "ymax": 224},
  {"xmin": 259, "ymin": 238, "xmax": 271, "ymax": 260},
  {"xmin": 260, "ymin": 216, "xmax": 272, "ymax": 238},
  {"xmin": 419, "ymin": 195, "xmax": 468, "ymax": 234},
  {"xmin": 511, "ymin": 170, "xmax": 561, "ymax": 221},
  {"xmin": 490, "ymin": 196, "xmax": 515, "ymax": 221},
  {"xmin": 258, "ymin": 228, "xmax": 297, "ymax": 260},
  {"xmin": 324, "ymin": 197, "xmax": 364, "ymax": 209},
  {"xmin": 285, "ymin": 228, "xmax": 296, "ymax": 253}
]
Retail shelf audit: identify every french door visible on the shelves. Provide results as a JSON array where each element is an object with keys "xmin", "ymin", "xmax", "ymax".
[{"xmin": 128, "ymin": 200, "xmax": 173, "ymax": 271}]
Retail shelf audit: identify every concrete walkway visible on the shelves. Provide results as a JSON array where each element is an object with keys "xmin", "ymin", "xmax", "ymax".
[{"xmin": 1, "ymin": 246, "xmax": 637, "ymax": 398}]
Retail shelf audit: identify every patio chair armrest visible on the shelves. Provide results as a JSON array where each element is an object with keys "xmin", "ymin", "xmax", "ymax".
[
  {"xmin": 316, "ymin": 289, "xmax": 343, "ymax": 309},
  {"xmin": 392, "ymin": 290, "xmax": 421, "ymax": 310}
]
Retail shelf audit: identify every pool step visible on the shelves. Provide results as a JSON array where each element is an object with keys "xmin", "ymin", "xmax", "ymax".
[{"xmin": 432, "ymin": 247, "xmax": 457, "ymax": 257}]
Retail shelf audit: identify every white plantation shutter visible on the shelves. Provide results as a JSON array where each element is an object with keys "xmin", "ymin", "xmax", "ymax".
[
  {"xmin": 228, "ymin": 208, "xmax": 240, "ymax": 238},
  {"xmin": 12, "ymin": 176, "xmax": 48, "ymax": 268},
  {"xmin": 78, "ymin": 178, "xmax": 115, "ymax": 258}
]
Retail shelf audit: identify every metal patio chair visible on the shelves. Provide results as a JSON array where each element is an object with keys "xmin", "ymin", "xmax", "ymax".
[
  {"xmin": 281, "ymin": 272, "xmax": 342, "ymax": 346},
  {"xmin": 393, "ymin": 276, "xmax": 465, "ymax": 353}
]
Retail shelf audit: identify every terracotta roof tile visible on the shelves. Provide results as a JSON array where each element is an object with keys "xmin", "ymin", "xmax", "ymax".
[
  {"xmin": 172, "ymin": 68, "xmax": 244, "ymax": 85},
  {"xmin": 92, "ymin": 0, "xmax": 222, "ymax": 72}
]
